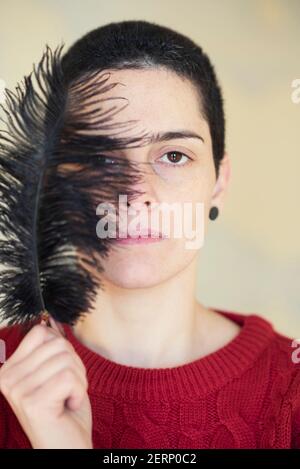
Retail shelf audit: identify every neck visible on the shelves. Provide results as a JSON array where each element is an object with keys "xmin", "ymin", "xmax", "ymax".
[{"xmin": 72, "ymin": 256, "xmax": 207, "ymax": 368}]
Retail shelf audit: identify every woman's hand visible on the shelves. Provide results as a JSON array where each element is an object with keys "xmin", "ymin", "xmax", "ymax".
[{"xmin": 0, "ymin": 322, "xmax": 92, "ymax": 448}]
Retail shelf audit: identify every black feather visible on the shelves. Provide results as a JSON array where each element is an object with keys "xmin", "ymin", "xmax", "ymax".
[{"xmin": 0, "ymin": 43, "xmax": 151, "ymax": 331}]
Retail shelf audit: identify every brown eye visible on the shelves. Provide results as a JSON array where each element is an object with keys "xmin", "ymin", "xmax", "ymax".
[{"xmin": 159, "ymin": 151, "xmax": 190, "ymax": 166}]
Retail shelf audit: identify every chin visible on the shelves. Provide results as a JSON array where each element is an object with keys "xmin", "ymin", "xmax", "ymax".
[
  {"xmin": 98, "ymin": 239, "xmax": 198, "ymax": 289},
  {"xmin": 101, "ymin": 259, "xmax": 168, "ymax": 289}
]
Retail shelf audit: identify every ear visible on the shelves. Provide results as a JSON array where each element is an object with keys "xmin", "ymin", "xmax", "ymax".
[{"xmin": 210, "ymin": 152, "xmax": 231, "ymax": 212}]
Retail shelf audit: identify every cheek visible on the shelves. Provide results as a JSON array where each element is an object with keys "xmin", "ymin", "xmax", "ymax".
[
  {"xmin": 168, "ymin": 188, "xmax": 211, "ymax": 245},
  {"xmin": 189, "ymin": 170, "xmax": 216, "ymax": 232}
]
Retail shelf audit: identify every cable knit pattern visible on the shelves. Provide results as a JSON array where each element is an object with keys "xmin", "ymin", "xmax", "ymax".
[{"xmin": 0, "ymin": 309, "xmax": 299, "ymax": 449}]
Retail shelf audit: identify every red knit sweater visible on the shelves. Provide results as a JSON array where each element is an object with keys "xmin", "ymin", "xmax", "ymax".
[{"xmin": 0, "ymin": 309, "xmax": 300, "ymax": 449}]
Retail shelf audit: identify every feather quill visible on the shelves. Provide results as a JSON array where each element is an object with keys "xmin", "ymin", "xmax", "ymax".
[{"xmin": 0, "ymin": 44, "xmax": 151, "ymax": 332}]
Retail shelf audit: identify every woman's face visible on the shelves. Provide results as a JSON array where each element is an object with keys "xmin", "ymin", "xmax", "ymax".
[{"xmin": 90, "ymin": 67, "xmax": 229, "ymax": 288}]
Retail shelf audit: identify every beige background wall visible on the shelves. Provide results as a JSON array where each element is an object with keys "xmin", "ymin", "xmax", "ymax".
[{"xmin": 0, "ymin": 0, "xmax": 299, "ymax": 336}]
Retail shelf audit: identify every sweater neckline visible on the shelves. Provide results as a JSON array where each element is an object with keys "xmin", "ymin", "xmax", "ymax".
[{"xmin": 63, "ymin": 309, "xmax": 275, "ymax": 401}]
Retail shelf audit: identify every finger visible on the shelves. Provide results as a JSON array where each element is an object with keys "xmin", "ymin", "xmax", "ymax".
[
  {"xmin": 23, "ymin": 368, "xmax": 87, "ymax": 417},
  {"xmin": 21, "ymin": 331, "xmax": 86, "ymax": 374},
  {"xmin": 1, "ymin": 336, "xmax": 86, "ymax": 392},
  {"xmin": 0, "ymin": 326, "xmax": 57, "ymax": 377},
  {"xmin": 4, "ymin": 324, "xmax": 50, "ymax": 366},
  {"xmin": 13, "ymin": 350, "xmax": 87, "ymax": 400},
  {"xmin": 0, "ymin": 331, "xmax": 57, "ymax": 394}
]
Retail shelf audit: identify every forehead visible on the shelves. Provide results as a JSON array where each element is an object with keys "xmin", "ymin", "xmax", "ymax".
[{"xmin": 77, "ymin": 67, "xmax": 207, "ymax": 135}]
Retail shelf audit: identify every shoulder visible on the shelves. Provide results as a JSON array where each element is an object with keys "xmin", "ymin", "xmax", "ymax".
[
  {"xmin": 215, "ymin": 307, "xmax": 300, "ymax": 374},
  {"xmin": 239, "ymin": 311, "xmax": 300, "ymax": 391},
  {"xmin": 236, "ymin": 310, "xmax": 300, "ymax": 448},
  {"xmin": 269, "ymin": 326, "xmax": 300, "ymax": 380},
  {"xmin": 257, "ymin": 320, "xmax": 300, "ymax": 448},
  {"xmin": 0, "ymin": 322, "xmax": 24, "ymax": 341},
  {"xmin": 272, "ymin": 327, "xmax": 300, "ymax": 403},
  {"xmin": 215, "ymin": 310, "xmax": 300, "ymax": 408}
]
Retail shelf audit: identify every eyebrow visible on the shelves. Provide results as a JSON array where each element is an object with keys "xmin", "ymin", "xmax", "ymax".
[{"xmin": 147, "ymin": 130, "xmax": 204, "ymax": 144}]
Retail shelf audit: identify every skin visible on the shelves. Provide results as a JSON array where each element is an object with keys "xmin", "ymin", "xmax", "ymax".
[{"xmin": 0, "ymin": 67, "xmax": 241, "ymax": 448}]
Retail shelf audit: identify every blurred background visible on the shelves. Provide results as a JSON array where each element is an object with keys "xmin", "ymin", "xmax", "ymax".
[{"xmin": 0, "ymin": 0, "xmax": 299, "ymax": 336}]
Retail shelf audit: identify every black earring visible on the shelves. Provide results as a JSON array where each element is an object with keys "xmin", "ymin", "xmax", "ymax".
[{"xmin": 209, "ymin": 206, "xmax": 219, "ymax": 220}]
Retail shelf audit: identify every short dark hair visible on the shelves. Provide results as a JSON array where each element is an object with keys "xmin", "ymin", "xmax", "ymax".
[{"xmin": 61, "ymin": 20, "xmax": 226, "ymax": 179}]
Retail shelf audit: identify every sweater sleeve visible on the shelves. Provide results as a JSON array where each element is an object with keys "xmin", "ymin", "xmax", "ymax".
[
  {"xmin": 291, "ymin": 363, "xmax": 300, "ymax": 449},
  {"xmin": 292, "ymin": 404, "xmax": 300, "ymax": 448},
  {"xmin": 0, "ymin": 324, "xmax": 24, "ymax": 448},
  {"xmin": 291, "ymin": 372, "xmax": 300, "ymax": 449},
  {"xmin": 0, "ymin": 370, "xmax": 8, "ymax": 448},
  {"xmin": 0, "ymin": 326, "xmax": 12, "ymax": 448}
]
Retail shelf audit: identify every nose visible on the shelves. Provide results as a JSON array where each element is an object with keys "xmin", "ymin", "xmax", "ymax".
[
  {"xmin": 126, "ymin": 174, "xmax": 155, "ymax": 208},
  {"xmin": 127, "ymin": 200, "xmax": 151, "ymax": 207}
]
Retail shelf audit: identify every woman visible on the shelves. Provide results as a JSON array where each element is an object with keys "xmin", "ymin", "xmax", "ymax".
[{"xmin": 0, "ymin": 20, "xmax": 299, "ymax": 449}]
